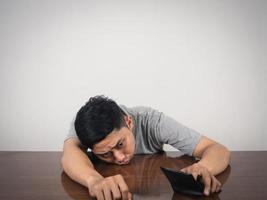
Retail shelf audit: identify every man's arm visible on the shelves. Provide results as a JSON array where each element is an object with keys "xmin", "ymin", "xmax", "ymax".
[
  {"xmin": 61, "ymin": 138, "xmax": 131, "ymax": 200},
  {"xmin": 181, "ymin": 136, "xmax": 230, "ymax": 196},
  {"xmin": 61, "ymin": 138, "xmax": 103, "ymax": 187},
  {"xmin": 193, "ymin": 136, "xmax": 230, "ymax": 175}
]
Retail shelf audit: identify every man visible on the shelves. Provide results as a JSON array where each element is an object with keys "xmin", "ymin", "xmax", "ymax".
[{"xmin": 61, "ymin": 95, "xmax": 230, "ymax": 200}]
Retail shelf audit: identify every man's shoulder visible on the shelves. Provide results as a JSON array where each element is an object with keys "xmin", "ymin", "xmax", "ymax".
[
  {"xmin": 119, "ymin": 104, "xmax": 162, "ymax": 126},
  {"xmin": 119, "ymin": 104, "xmax": 160, "ymax": 115}
]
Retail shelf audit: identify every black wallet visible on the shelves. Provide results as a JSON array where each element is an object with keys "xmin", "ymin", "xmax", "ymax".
[{"xmin": 160, "ymin": 167, "xmax": 205, "ymax": 196}]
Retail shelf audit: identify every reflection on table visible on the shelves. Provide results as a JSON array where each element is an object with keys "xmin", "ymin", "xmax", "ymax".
[{"xmin": 62, "ymin": 151, "xmax": 231, "ymax": 200}]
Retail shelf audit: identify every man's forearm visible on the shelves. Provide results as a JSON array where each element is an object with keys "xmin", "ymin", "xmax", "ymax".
[
  {"xmin": 197, "ymin": 143, "xmax": 230, "ymax": 175},
  {"xmin": 61, "ymin": 142, "xmax": 103, "ymax": 188}
]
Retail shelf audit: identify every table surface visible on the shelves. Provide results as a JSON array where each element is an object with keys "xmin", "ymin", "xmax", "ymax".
[{"xmin": 0, "ymin": 151, "xmax": 266, "ymax": 200}]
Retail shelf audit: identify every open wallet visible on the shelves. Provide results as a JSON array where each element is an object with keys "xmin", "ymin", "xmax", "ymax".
[{"xmin": 160, "ymin": 167, "xmax": 205, "ymax": 196}]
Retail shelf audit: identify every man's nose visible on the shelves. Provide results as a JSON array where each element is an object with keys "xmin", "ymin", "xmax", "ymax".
[{"xmin": 113, "ymin": 150, "xmax": 125, "ymax": 163}]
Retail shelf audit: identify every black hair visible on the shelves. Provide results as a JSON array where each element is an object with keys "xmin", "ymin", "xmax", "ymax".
[{"xmin": 74, "ymin": 95, "xmax": 127, "ymax": 148}]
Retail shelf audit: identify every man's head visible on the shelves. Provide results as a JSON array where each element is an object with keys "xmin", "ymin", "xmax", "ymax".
[{"xmin": 74, "ymin": 95, "xmax": 135, "ymax": 165}]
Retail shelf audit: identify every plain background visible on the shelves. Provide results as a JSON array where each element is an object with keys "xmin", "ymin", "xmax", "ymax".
[{"xmin": 0, "ymin": 0, "xmax": 266, "ymax": 151}]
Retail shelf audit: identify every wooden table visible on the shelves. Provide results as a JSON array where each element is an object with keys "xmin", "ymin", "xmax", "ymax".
[{"xmin": 0, "ymin": 151, "xmax": 266, "ymax": 200}]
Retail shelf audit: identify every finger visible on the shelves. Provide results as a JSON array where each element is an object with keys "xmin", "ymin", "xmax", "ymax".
[
  {"xmin": 116, "ymin": 176, "xmax": 129, "ymax": 200},
  {"xmin": 203, "ymin": 174, "xmax": 211, "ymax": 196},
  {"xmin": 211, "ymin": 176, "xmax": 218, "ymax": 193},
  {"xmin": 88, "ymin": 188, "xmax": 95, "ymax": 197},
  {"xmin": 110, "ymin": 183, "xmax": 121, "ymax": 200},
  {"xmin": 216, "ymin": 185, "xmax": 221, "ymax": 193},
  {"xmin": 216, "ymin": 180, "xmax": 222, "ymax": 192},
  {"xmin": 103, "ymin": 185, "xmax": 112, "ymax": 200},
  {"xmin": 128, "ymin": 192, "xmax": 132, "ymax": 200},
  {"xmin": 191, "ymin": 172, "xmax": 199, "ymax": 181},
  {"xmin": 94, "ymin": 189, "xmax": 104, "ymax": 200},
  {"xmin": 181, "ymin": 168, "xmax": 189, "ymax": 174}
]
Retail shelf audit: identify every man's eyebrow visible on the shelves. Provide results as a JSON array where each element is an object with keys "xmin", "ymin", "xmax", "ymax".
[{"xmin": 95, "ymin": 139, "xmax": 122, "ymax": 155}]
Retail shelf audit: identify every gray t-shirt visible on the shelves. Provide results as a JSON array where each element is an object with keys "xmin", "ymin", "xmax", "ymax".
[{"xmin": 66, "ymin": 105, "xmax": 202, "ymax": 156}]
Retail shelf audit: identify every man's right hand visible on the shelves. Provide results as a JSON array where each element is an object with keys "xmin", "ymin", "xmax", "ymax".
[{"xmin": 87, "ymin": 174, "xmax": 132, "ymax": 200}]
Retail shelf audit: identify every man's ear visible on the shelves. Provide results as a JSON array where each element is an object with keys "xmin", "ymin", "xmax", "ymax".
[{"xmin": 124, "ymin": 115, "xmax": 133, "ymax": 130}]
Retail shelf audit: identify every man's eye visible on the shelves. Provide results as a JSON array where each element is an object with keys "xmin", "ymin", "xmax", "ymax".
[
  {"xmin": 117, "ymin": 141, "xmax": 124, "ymax": 148},
  {"xmin": 102, "ymin": 152, "xmax": 112, "ymax": 158}
]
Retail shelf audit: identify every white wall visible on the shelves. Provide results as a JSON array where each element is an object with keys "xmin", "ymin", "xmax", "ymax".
[{"xmin": 0, "ymin": 0, "xmax": 266, "ymax": 151}]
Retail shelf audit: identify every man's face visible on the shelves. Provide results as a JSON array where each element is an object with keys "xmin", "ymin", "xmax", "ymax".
[{"xmin": 92, "ymin": 116, "xmax": 135, "ymax": 165}]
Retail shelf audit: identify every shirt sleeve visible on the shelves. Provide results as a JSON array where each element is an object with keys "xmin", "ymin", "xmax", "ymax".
[
  {"xmin": 152, "ymin": 110, "xmax": 202, "ymax": 156},
  {"xmin": 64, "ymin": 116, "xmax": 79, "ymax": 142}
]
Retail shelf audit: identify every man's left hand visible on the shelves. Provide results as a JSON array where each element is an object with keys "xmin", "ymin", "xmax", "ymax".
[{"xmin": 181, "ymin": 163, "xmax": 221, "ymax": 196}]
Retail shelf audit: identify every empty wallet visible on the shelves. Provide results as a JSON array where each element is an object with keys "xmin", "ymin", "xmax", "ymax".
[{"xmin": 160, "ymin": 167, "xmax": 205, "ymax": 196}]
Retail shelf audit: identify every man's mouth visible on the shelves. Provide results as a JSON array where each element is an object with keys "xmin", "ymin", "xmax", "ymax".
[
  {"xmin": 119, "ymin": 158, "xmax": 130, "ymax": 165},
  {"xmin": 123, "ymin": 160, "xmax": 130, "ymax": 164}
]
